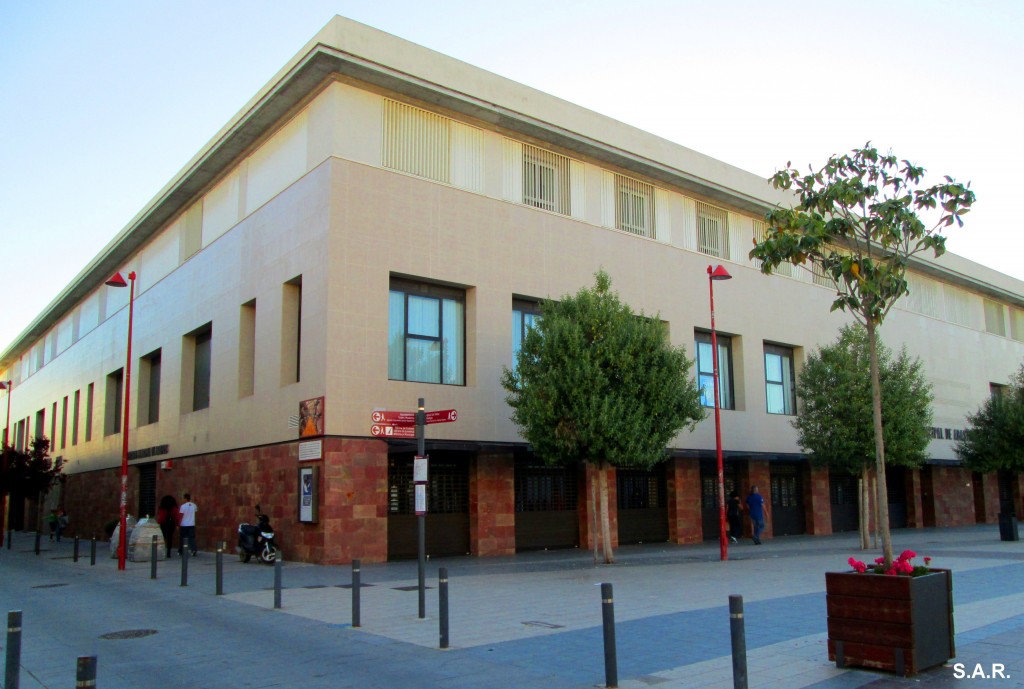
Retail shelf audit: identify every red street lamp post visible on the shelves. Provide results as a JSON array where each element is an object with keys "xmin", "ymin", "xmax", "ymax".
[
  {"xmin": 106, "ymin": 271, "xmax": 136, "ymax": 570},
  {"xmin": 707, "ymin": 264, "xmax": 732, "ymax": 561},
  {"xmin": 1, "ymin": 380, "xmax": 11, "ymax": 548}
]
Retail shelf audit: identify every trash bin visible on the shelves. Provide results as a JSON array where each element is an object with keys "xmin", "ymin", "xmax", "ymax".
[{"xmin": 998, "ymin": 513, "xmax": 1019, "ymax": 542}]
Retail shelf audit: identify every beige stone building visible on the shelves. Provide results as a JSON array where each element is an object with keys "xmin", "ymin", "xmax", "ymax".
[{"xmin": 2, "ymin": 17, "xmax": 1023, "ymax": 562}]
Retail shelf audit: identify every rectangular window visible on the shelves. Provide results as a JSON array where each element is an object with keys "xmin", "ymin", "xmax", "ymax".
[
  {"xmin": 35, "ymin": 408, "xmax": 45, "ymax": 440},
  {"xmin": 139, "ymin": 349, "xmax": 161, "ymax": 425},
  {"xmin": 752, "ymin": 219, "xmax": 793, "ymax": 277},
  {"xmin": 282, "ymin": 277, "xmax": 302, "ymax": 385},
  {"xmin": 1011, "ymin": 308, "xmax": 1024, "ymax": 342},
  {"xmin": 60, "ymin": 396, "xmax": 68, "ymax": 449},
  {"xmin": 512, "ymin": 300, "xmax": 542, "ymax": 368},
  {"xmin": 182, "ymin": 323, "xmax": 213, "ymax": 412},
  {"xmin": 694, "ymin": 332, "xmax": 734, "ymax": 409},
  {"xmin": 50, "ymin": 402, "xmax": 56, "ymax": 447},
  {"xmin": 72, "ymin": 390, "xmax": 80, "ymax": 446},
  {"xmin": 523, "ymin": 145, "xmax": 571, "ymax": 215},
  {"xmin": 85, "ymin": 383, "xmax": 94, "ymax": 441},
  {"xmin": 696, "ymin": 201, "xmax": 730, "ymax": 258},
  {"xmin": 764, "ymin": 344, "xmax": 796, "ymax": 415},
  {"xmin": 193, "ymin": 328, "xmax": 212, "ymax": 411},
  {"xmin": 105, "ymin": 369, "xmax": 123, "ymax": 436},
  {"xmin": 388, "ymin": 279, "xmax": 465, "ymax": 385},
  {"xmin": 239, "ymin": 299, "xmax": 256, "ymax": 397},
  {"xmin": 615, "ymin": 173, "xmax": 655, "ymax": 238}
]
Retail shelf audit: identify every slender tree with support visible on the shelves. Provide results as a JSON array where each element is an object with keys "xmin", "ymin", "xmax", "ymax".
[
  {"xmin": 502, "ymin": 270, "xmax": 704, "ymax": 564},
  {"xmin": 751, "ymin": 144, "xmax": 974, "ymax": 566}
]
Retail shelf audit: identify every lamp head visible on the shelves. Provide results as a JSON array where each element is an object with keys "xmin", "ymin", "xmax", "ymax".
[
  {"xmin": 105, "ymin": 272, "xmax": 128, "ymax": 288},
  {"xmin": 0, "ymin": 381, "xmax": 9, "ymax": 391},
  {"xmin": 708, "ymin": 265, "xmax": 732, "ymax": 281}
]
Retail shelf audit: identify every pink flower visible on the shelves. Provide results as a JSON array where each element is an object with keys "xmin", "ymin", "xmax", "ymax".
[
  {"xmin": 899, "ymin": 550, "xmax": 916, "ymax": 561},
  {"xmin": 874, "ymin": 557, "xmax": 886, "ymax": 564},
  {"xmin": 924, "ymin": 557, "xmax": 932, "ymax": 565}
]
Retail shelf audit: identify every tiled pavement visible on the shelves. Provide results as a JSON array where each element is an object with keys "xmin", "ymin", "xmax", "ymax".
[{"xmin": 1, "ymin": 525, "xmax": 1022, "ymax": 688}]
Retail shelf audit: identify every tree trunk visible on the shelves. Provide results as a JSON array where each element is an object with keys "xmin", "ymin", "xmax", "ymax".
[
  {"xmin": 598, "ymin": 460, "xmax": 615, "ymax": 564},
  {"xmin": 591, "ymin": 473, "xmax": 599, "ymax": 566},
  {"xmin": 866, "ymin": 318, "xmax": 895, "ymax": 566},
  {"xmin": 858, "ymin": 470, "xmax": 869, "ymax": 550}
]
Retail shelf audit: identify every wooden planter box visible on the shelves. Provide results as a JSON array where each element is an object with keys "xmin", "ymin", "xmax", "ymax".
[{"xmin": 826, "ymin": 569, "xmax": 954, "ymax": 676}]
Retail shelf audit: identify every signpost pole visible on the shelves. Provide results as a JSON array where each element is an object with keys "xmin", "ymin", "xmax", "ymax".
[{"xmin": 416, "ymin": 397, "xmax": 426, "ymax": 620}]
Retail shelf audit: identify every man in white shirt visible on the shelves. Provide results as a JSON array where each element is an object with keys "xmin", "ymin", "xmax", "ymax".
[{"xmin": 178, "ymin": 493, "xmax": 198, "ymax": 556}]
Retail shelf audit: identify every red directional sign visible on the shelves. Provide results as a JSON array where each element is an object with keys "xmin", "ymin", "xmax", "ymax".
[
  {"xmin": 370, "ymin": 424, "xmax": 416, "ymax": 439},
  {"xmin": 425, "ymin": 409, "xmax": 458, "ymax": 424},
  {"xmin": 371, "ymin": 410, "xmax": 416, "ymax": 426}
]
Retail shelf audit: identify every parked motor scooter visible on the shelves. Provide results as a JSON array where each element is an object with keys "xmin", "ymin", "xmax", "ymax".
[{"xmin": 237, "ymin": 505, "xmax": 279, "ymax": 564}]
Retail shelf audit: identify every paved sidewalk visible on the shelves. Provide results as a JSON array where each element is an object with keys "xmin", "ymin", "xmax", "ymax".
[{"xmin": 1, "ymin": 525, "xmax": 1022, "ymax": 688}]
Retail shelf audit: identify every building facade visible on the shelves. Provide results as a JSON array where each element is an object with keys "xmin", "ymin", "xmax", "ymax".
[{"xmin": 2, "ymin": 17, "xmax": 1023, "ymax": 563}]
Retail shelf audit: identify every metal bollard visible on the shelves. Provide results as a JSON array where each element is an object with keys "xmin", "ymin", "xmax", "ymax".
[
  {"xmin": 6, "ymin": 529, "xmax": 11, "ymax": 549},
  {"xmin": 180, "ymin": 547, "xmax": 189, "ymax": 587},
  {"xmin": 352, "ymin": 559, "xmax": 361, "ymax": 628},
  {"xmin": 75, "ymin": 655, "xmax": 97, "ymax": 689},
  {"xmin": 439, "ymin": 567, "xmax": 449, "ymax": 649},
  {"xmin": 729, "ymin": 595, "xmax": 748, "ymax": 689},
  {"xmin": 6, "ymin": 610, "xmax": 22, "ymax": 689},
  {"xmin": 216, "ymin": 548, "xmax": 223, "ymax": 595},
  {"xmin": 90, "ymin": 537, "xmax": 96, "ymax": 566},
  {"xmin": 601, "ymin": 583, "xmax": 618, "ymax": 689},
  {"xmin": 34, "ymin": 531, "xmax": 40, "ymax": 555},
  {"xmin": 151, "ymin": 536, "xmax": 158, "ymax": 579},
  {"xmin": 73, "ymin": 536, "xmax": 80, "ymax": 562},
  {"xmin": 273, "ymin": 558, "xmax": 283, "ymax": 609}
]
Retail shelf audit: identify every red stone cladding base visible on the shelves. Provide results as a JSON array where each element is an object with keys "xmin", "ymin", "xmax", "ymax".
[{"xmin": 61, "ymin": 437, "xmax": 389, "ymax": 565}]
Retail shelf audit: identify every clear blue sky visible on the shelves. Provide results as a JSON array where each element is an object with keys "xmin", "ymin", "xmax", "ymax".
[{"xmin": 2, "ymin": 0, "xmax": 1022, "ymax": 354}]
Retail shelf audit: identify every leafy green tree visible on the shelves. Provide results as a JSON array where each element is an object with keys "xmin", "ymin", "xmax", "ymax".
[
  {"xmin": 795, "ymin": 326, "xmax": 932, "ymax": 547},
  {"xmin": 501, "ymin": 270, "xmax": 704, "ymax": 563},
  {"xmin": 957, "ymin": 364, "xmax": 1024, "ymax": 473},
  {"xmin": 751, "ymin": 144, "xmax": 973, "ymax": 566},
  {"xmin": 1, "ymin": 437, "xmax": 62, "ymax": 541}
]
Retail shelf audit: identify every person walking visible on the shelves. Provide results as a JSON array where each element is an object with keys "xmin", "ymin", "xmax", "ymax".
[
  {"xmin": 726, "ymin": 490, "xmax": 742, "ymax": 543},
  {"xmin": 178, "ymin": 493, "xmax": 198, "ymax": 556},
  {"xmin": 746, "ymin": 485, "xmax": 769, "ymax": 545},
  {"xmin": 46, "ymin": 509, "xmax": 58, "ymax": 541},
  {"xmin": 157, "ymin": 495, "xmax": 179, "ymax": 557},
  {"xmin": 55, "ymin": 508, "xmax": 68, "ymax": 542}
]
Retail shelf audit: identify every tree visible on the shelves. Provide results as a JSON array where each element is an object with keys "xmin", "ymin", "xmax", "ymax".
[
  {"xmin": 751, "ymin": 143, "xmax": 974, "ymax": 566},
  {"xmin": 957, "ymin": 364, "xmax": 1024, "ymax": 473},
  {"xmin": 794, "ymin": 325, "xmax": 933, "ymax": 548},
  {"xmin": 501, "ymin": 270, "xmax": 704, "ymax": 563},
  {"xmin": 1, "ymin": 437, "xmax": 62, "ymax": 540}
]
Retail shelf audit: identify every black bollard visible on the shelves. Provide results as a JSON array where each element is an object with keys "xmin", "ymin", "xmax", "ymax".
[
  {"xmin": 439, "ymin": 567, "xmax": 449, "ymax": 649},
  {"xmin": 216, "ymin": 548, "xmax": 223, "ymax": 595},
  {"xmin": 6, "ymin": 610, "xmax": 22, "ymax": 689},
  {"xmin": 273, "ymin": 558, "xmax": 283, "ymax": 609},
  {"xmin": 75, "ymin": 655, "xmax": 97, "ymax": 689},
  {"xmin": 601, "ymin": 583, "xmax": 618, "ymax": 689},
  {"xmin": 6, "ymin": 528, "xmax": 11, "ymax": 549},
  {"xmin": 352, "ymin": 559, "xmax": 361, "ymax": 628},
  {"xmin": 73, "ymin": 536, "xmax": 80, "ymax": 562},
  {"xmin": 729, "ymin": 595, "xmax": 748, "ymax": 689},
  {"xmin": 34, "ymin": 531, "xmax": 40, "ymax": 555},
  {"xmin": 90, "ymin": 537, "xmax": 96, "ymax": 566},
  {"xmin": 151, "ymin": 536, "xmax": 158, "ymax": 579},
  {"xmin": 180, "ymin": 546, "xmax": 189, "ymax": 587}
]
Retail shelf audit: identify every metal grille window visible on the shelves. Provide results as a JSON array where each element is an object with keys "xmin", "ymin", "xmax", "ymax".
[
  {"xmin": 770, "ymin": 465, "xmax": 802, "ymax": 508},
  {"xmin": 388, "ymin": 279, "xmax": 465, "ymax": 385},
  {"xmin": 830, "ymin": 473, "xmax": 857, "ymax": 505},
  {"xmin": 700, "ymin": 463, "xmax": 736, "ymax": 509},
  {"xmin": 695, "ymin": 331, "xmax": 734, "ymax": 409},
  {"xmin": 764, "ymin": 344, "xmax": 796, "ymax": 415},
  {"xmin": 382, "ymin": 99, "xmax": 482, "ymax": 190},
  {"xmin": 696, "ymin": 201, "xmax": 729, "ymax": 258},
  {"xmin": 388, "ymin": 458, "xmax": 468, "ymax": 515},
  {"xmin": 523, "ymin": 145, "xmax": 571, "ymax": 214},
  {"xmin": 811, "ymin": 262, "xmax": 833, "ymax": 287},
  {"xmin": 615, "ymin": 174, "xmax": 655, "ymax": 238},
  {"xmin": 617, "ymin": 469, "xmax": 666, "ymax": 509},
  {"xmin": 515, "ymin": 464, "xmax": 578, "ymax": 512}
]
